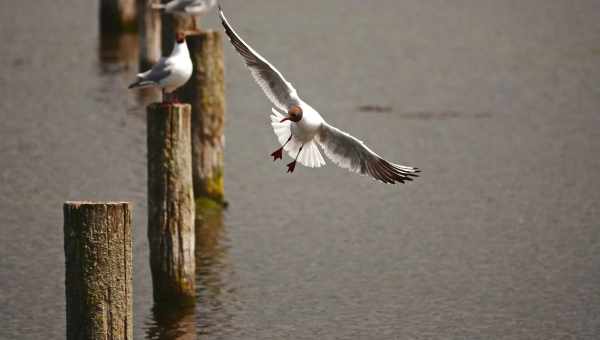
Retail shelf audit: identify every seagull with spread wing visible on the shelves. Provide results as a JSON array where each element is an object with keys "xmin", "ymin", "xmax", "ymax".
[{"xmin": 219, "ymin": 7, "xmax": 420, "ymax": 184}]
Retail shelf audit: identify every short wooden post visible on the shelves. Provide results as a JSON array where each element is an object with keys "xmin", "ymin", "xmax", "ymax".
[
  {"xmin": 137, "ymin": 0, "xmax": 162, "ymax": 70},
  {"xmin": 100, "ymin": 0, "xmax": 137, "ymax": 33},
  {"xmin": 63, "ymin": 202, "xmax": 133, "ymax": 340},
  {"xmin": 178, "ymin": 31, "xmax": 226, "ymax": 203},
  {"xmin": 147, "ymin": 103, "xmax": 196, "ymax": 304}
]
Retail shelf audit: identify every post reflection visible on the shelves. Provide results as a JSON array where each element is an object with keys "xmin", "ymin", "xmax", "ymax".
[
  {"xmin": 145, "ymin": 303, "xmax": 197, "ymax": 340},
  {"xmin": 195, "ymin": 201, "xmax": 238, "ymax": 336},
  {"xmin": 98, "ymin": 30, "xmax": 139, "ymax": 74}
]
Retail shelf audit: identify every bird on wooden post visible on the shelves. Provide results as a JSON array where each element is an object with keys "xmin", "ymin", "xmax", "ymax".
[
  {"xmin": 219, "ymin": 8, "xmax": 420, "ymax": 184},
  {"xmin": 152, "ymin": 0, "xmax": 217, "ymax": 33},
  {"xmin": 129, "ymin": 31, "xmax": 193, "ymax": 103}
]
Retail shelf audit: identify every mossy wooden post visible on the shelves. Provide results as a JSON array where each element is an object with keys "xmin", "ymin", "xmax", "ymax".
[
  {"xmin": 147, "ymin": 103, "xmax": 196, "ymax": 304},
  {"xmin": 100, "ymin": 0, "xmax": 137, "ymax": 33},
  {"xmin": 179, "ymin": 31, "xmax": 226, "ymax": 203},
  {"xmin": 137, "ymin": 0, "xmax": 162, "ymax": 70},
  {"xmin": 63, "ymin": 202, "xmax": 133, "ymax": 340}
]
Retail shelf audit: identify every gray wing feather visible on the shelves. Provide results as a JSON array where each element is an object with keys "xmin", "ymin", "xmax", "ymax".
[
  {"xmin": 140, "ymin": 57, "xmax": 172, "ymax": 84},
  {"xmin": 219, "ymin": 8, "xmax": 299, "ymax": 111},
  {"xmin": 184, "ymin": 0, "xmax": 216, "ymax": 14},
  {"xmin": 165, "ymin": 0, "xmax": 188, "ymax": 13},
  {"xmin": 316, "ymin": 123, "xmax": 420, "ymax": 184},
  {"xmin": 160, "ymin": 0, "xmax": 215, "ymax": 14}
]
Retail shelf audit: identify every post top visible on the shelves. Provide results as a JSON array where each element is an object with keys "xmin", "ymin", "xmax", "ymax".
[
  {"xmin": 64, "ymin": 201, "xmax": 131, "ymax": 208},
  {"xmin": 148, "ymin": 102, "xmax": 191, "ymax": 110}
]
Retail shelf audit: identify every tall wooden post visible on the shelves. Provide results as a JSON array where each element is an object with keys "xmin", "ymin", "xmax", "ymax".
[
  {"xmin": 137, "ymin": 0, "xmax": 162, "ymax": 70},
  {"xmin": 147, "ymin": 103, "xmax": 196, "ymax": 304},
  {"xmin": 160, "ymin": 1, "xmax": 195, "ymax": 53},
  {"xmin": 100, "ymin": 0, "xmax": 137, "ymax": 33},
  {"xmin": 179, "ymin": 31, "xmax": 226, "ymax": 203},
  {"xmin": 63, "ymin": 202, "xmax": 133, "ymax": 340}
]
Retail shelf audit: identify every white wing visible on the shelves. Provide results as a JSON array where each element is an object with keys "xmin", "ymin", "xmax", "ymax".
[
  {"xmin": 219, "ymin": 7, "xmax": 300, "ymax": 111},
  {"xmin": 316, "ymin": 122, "xmax": 420, "ymax": 184}
]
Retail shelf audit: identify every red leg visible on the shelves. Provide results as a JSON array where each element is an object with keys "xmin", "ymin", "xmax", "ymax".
[
  {"xmin": 286, "ymin": 144, "xmax": 304, "ymax": 173},
  {"xmin": 270, "ymin": 147, "xmax": 284, "ymax": 161},
  {"xmin": 161, "ymin": 89, "xmax": 171, "ymax": 106},
  {"xmin": 286, "ymin": 160, "xmax": 296, "ymax": 173},
  {"xmin": 270, "ymin": 135, "xmax": 292, "ymax": 161}
]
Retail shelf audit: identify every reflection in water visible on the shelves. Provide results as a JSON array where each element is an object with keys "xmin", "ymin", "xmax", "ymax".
[
  {"xmin": 145, "ymin": 303, "xmax": 197, "ymax": 340},
  {"xmin": 144, "ymin": 203, "xmax": 239, "ymax": 339},
  {"xmin": 98, "ymin": 31, "xmax": 139, "ymax": 74},
  {"xmin": 97, "ymin": 26, "xmax": 161, "ymax": 106},
  {"xmin": 195, "ymin": 203, "xmax": 239, "ymax": 337}
]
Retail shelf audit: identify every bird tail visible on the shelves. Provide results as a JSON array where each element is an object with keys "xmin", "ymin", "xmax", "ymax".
[
  {"xmin": 270, "ymin": 108, "xmax": 325, "ymax": 168},
  {"xmin": 297, "ymin": 141, "xmax": 326, "ymax": 168}
]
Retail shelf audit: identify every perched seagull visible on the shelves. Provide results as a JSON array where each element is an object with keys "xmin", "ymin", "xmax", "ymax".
[
  {"xmin": 152, "ymin": 0, "xmax": 217, "ymax": 32},
  {"xmin": 219, "ymin": 8, "xmax": 420, "ymax": 184},
  {"xmin": 128, "ymin": 32, "xmax": 192, "ymax": 103}
]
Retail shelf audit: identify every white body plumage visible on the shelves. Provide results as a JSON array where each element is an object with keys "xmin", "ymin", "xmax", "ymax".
[{"xmin": 128, "ymin": 36, "xmax": 192, "ymax": 95}]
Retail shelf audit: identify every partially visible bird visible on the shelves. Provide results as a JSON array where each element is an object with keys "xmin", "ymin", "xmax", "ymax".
[
  {"xmin": 152, "ymin": 0, "xmax": 217, "ymax": 32},
  {"xmin": 219, "ymin": 8, "xmax": 420, "ymax": 184},
  {"xmin": 128, "ymin": 32, "xmax": 192, "ymax": 103}
]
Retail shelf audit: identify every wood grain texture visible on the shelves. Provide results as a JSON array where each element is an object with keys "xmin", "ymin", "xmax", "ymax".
[
  {"xmin": 64, "ymin": 202, "xmax": 133, "ymax": 340},
  {"xmin": 147, "ymin": 103, "xmax": 196, "ymax": 304}
]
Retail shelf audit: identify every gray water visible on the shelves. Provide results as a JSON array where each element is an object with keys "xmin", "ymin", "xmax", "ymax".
[{"xmin": 1, "ymin": 1, "xmax": 600, "ymax": 339}]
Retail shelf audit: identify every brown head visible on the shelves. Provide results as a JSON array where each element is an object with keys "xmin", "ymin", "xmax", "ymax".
[
  {"xmin": 175, "ymin": 32, "xmax": 186, "ymax": 44},
  {"xmin": 280, "ymin": 105, "xmax": 303, "ymax": 123}
]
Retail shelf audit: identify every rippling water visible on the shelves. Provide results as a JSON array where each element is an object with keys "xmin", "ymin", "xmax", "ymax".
[{"xmin": 1, "ymin": 1, "xmax": 600, "ymax": 339}]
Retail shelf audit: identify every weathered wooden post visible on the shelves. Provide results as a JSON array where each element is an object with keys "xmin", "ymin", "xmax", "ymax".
[
  {"xmin": 179, "ymin": 31, "xmax": 226, "ymax": 204},
  {"xmin": 137, "ymin": 0, "xmax": 162, "ymax": 70},
  {"xmin": 100, "ymin": 0, "xmax": 137, "ymax": 33},
  {"xmin": 63, "ymin": 202, "xmax": 133, "ymax": 340},
  {"xmin": 147, "ymin": 103, "xmax": 196, "ymax": 304}
]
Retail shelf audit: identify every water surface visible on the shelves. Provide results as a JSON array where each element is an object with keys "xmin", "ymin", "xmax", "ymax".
[{"xmin": 1, "ymin": 1, "xmax": 599, "ymax": 339}]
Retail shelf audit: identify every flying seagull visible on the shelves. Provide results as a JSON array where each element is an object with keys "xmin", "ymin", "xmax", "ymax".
[
  {"xmin": 153, "ymin": 0, "xmax": 217, "ymax": 32},
  {"xmin": 219, "ymin": 8, "xmax": 420, "ymax": 184},
  {"xmin": 128, "ymin": 32, "xmax": 192, "ymax": 103}
]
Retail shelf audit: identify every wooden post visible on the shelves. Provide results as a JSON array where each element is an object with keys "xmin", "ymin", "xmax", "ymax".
[
  {"xmin": 178, "ymin": 32, "xmax": 226, "ymax": 203},
  {"xmin": 137, "ymin": 0, "xmax": 162, "ymax": 70},
  {"xmin": 100, "ymin": 0, "xmax": 137, "ymax": 33},
  {"xmin": 63, "ymin": 202, "xmax": 133, "ymax": 340},
  {"xmin": 147, "ymin": 103, "xmax": 196, "ymax": 304},
  {"xmin": 160, "ymin": 2, "xmax": 195, "ymax": 53}
]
